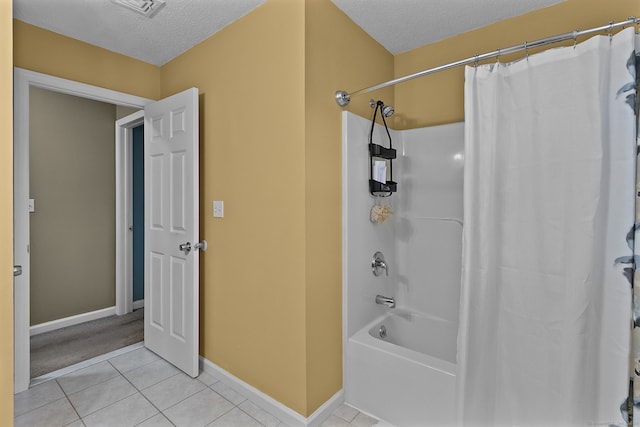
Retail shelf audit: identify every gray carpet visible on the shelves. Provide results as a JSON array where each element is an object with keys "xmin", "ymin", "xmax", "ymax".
[{"xmin": 30, "ymin": 309, "xmax": 144, "ymax": 378}]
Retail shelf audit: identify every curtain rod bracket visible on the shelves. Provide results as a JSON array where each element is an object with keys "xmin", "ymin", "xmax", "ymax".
[{"xmin": 336, "ymin": 90, "xmax": 351, "ymax": 107}]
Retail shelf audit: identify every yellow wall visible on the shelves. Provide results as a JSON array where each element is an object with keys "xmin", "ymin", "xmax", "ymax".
[
  {"xmin": 394, "ymin": 0, "xmax": 640, "ymax": 128},
  {"xmin": 161, "ymin": 0, "xmax": 393, "ymax": 416},
  {"xmin": 13, "ymin": 20, "xmax": 160, "ymax": 100},
  {"xmin": 30, "ymin": 88, "xmax": 117, "ymax": 324},
  {"xmin": 304, "ymin": 0, "xmax": 393, "ymax": 414},
  {"xmin": 161, "ymin": 0, "xmax": 308, "ymax": 414},
  {"xmin": 0, "ymin": 0, "xmax": 12, "ymax": 424}
]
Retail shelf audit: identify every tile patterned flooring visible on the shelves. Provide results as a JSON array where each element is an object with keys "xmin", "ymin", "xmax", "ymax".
[{"xmin": 14, "ymin": 345, "xmax": 380, "ymax": 427}]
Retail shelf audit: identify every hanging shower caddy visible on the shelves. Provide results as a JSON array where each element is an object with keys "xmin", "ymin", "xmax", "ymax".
[{"xmin": 368, "ymin": 100, "xmax": 397, "ymax": 196}]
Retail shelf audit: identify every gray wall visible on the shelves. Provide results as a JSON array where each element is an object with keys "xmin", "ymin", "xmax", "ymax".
[{"xmin": 29, "ymin": 87, "xmax": 117, "ymax": 325}]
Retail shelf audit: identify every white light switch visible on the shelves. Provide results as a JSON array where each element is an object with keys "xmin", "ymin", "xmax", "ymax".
[
  {"xmin": 213, "ymin": 200, "xmax": 224, "ymax": 218},
  {"xmin": 28, "ymin": 198, "xmax": 35, "ymax": 213}
]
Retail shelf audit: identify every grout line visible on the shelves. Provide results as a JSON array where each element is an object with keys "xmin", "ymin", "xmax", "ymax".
[
  {"xmin": 133, "ymin": 411, "xmax": 176, "ymax": 427},
  {"xmin": 17, "ymin": 348, "xmax": 327, "ymax": 427},
  {"xmin": 13, "ymin": 396, "xmax": 70, "ymax": 423},
  {"xmin": 116, "ymin": 365, "xmax": 169, "ymax": 423},
  {"xmin": 55, "ymin": 378, "xmax": 83, "ymax": 425},
  {"xmin": 104, "ymin": 367, "xmax": 177, "ymax": 427},
  {"xmin": 106, "ymin": 348, "xmax": 160, "ymax": 375},
  {"xmin": 70, "ymin": 375, "xmax": 140, "ymax": 419}
]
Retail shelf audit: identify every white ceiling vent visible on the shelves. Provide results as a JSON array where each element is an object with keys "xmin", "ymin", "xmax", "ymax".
[{"xmin": 113, "ymin": 0, "xmax": 167, "ymax": 18}]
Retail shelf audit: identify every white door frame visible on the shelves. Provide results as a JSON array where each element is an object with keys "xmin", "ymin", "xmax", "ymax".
[
  {"xmin": 115, "ymin": 110, "xmax": 145, "ymax": 316},
  {"xmin": 13, "ymin": 68, "xmax": 151, "ymax": 393}
]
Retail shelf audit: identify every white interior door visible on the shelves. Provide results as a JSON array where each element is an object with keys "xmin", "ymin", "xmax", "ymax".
[{"xmin": 144, "ymin": 87, "xmax": 200, "ymax": 377}]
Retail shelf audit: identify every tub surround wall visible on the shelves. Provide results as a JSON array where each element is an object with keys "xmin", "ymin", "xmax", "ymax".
[
  {"xmin": 396, "ymin": 124, "xmax": 464, "ymax": 322},
  {"xmin": 343, "ymin": 111, "xmax": 400, "ymax": 338},
  {"xmin": 342, "ymin": 111, "xmax": 464, "ymax": 426},
  {"xmin": 343, "ymin": 112, "xmax": 463, "ymax": 338}
]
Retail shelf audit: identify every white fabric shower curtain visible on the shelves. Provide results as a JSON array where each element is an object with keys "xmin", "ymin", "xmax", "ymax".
[{"xmin": 458, "ymin": 28, "xmax": 637, "ymax": 427}]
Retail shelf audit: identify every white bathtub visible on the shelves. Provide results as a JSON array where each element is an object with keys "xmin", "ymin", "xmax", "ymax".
[{"xmin": 345, "ymin": 310, "xmax": 457, "ymax": 427}]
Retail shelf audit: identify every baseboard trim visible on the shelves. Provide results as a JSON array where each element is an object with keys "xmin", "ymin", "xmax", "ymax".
[
  {"xmin": 30, "ymin": 306, "xmax": 116, "ymax": 336},
  {"xmin": 133, "ymin": 299, "xmax": 144, "ymax": 310},
  {"xmin": 306, "ymin": 388, "xmax": 346, "ymax": 427},
  {"xmin": 199, "ymin": 356, "xmax": 343, "ymax": 427}
]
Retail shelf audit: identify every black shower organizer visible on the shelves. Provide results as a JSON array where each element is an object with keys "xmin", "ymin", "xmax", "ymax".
[{"xmin": 368, "ymin": 100, "xmax": 397, "ymax": 196}]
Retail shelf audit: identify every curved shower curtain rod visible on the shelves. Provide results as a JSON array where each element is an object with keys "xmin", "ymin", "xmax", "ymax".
[{"xmin": 335, "ymin": 17, "xmax": 639, "ymax": 107}]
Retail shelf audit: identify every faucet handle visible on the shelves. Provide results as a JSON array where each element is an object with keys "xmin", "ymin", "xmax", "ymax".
[{"xmin": 372, "ymin": 251, "xmax": 389, "ymax": 277}]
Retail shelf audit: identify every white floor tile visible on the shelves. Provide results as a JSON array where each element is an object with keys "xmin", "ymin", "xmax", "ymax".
[
  {"xmin": 141, "ymin": 372, "xmax": 206, "ymax": 410},
  {"xmin": 64, "ymin": 420, "xmax": 86, "ymax": 427},
  {"xmin": 196, "ymin": 370, "xmax": 219, "ymax": 386},
  {"xmin": 68, "ymin": 375, "xmax": 137, "ymax": 417},
  {"xmin": 332, "ymin": 404, "xmax": 359, "ymax": 423},
  {"xmin": 163, "ymin": 388, "xmax": 234, "ymax": 427},
  {"xmin": 14, "ymin": 398, "xmax": 79, "ymax": 427},
  {"xmin": 14, "ymin": 379, "xmax": 65, "ymax": 417},
  {"xmin": 82, "ymin": 393, "xmax": 157, "ymax": 427},
  {"xmin": 207, "ymin": 407, "xmax": 262, "ymax": 427},
  {"xmin": 319, "ymin": 415, "xmax": 350, "ymax": 427},
  {"xmin": 122, "ymin": 358, "xmax": 180, "ymax": 390},
  {"xmin": 136, "ymin": 413, "xmax": 174, "ymax": 427},
  {"xmin": 57, "ymin": 361, "xmax": 120, "ymax": 395},
  {"xmin": 210, "ymin": 381, "xmax": 247, "ymax": 406},
  {"xmin": 238, "ymin": 400, "xmax": 282, "ymax": 427},
  {"xmin": 351, "ymin": 412, "xmax": 379, "ymax": 427},
  {"xmin": 108, "ymin": 347, "xmax": 160, "ymax": 373}
]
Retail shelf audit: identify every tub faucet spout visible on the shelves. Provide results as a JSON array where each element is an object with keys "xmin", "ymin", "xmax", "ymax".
[{"xmin": 375, "ymin": 294, "xmax": 396, "ymax": 308}]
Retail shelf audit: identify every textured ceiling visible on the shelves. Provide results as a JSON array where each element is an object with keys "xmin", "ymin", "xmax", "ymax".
[
  {"xmin": 13, "ymin": 0, "xmax": 267, "ymax": 66},
  {"xmin": 330, "ymin": 0, "xmax": 566, "ymax": 54},
  {"xmin": 13, "ymin": 0, "xmax": 566, "ymax": 66}
]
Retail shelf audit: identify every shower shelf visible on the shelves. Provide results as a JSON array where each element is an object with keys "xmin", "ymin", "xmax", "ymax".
[
  {"xmin": 368, "ymin": 99, "xmax": 397, "ymax": 197},
  {"xmin": 369, "ymin": 143, "xmax": 397, "ymax": 193},
  {"xmin": 368, "ymin": 140, "xmax": 397, "ymax": 196},
  {"xmin": 369, "ymin": 143, "xmax": 396, "ymax": 160},
  {"xmin": 370, "ymin": 179, "xmax": 397, "ymax": 194}
]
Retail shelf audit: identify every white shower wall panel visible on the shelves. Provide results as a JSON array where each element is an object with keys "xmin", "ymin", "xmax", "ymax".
[
  {"xmin": 396, "ymin": 122, "xmax": 464, "ymax": 322},
  {"xmin": 343, "ymin": 112, "xmax": 465, "ymax": 426},
  {"xmin": 396, "ymin": 219, "xmax": 462, "ymax": 323},
  {"xmin": 399, "ymin": 123, "xmax": 464, "ymax": 220},
  {"xmin": 342, "ymin": 111, "xmax": 401, "ymax": 338}
]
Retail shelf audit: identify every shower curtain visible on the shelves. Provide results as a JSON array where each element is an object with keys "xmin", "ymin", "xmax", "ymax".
[{"xmin": 457, "ymin": 27, "xmax": 638, "ymax": 426}]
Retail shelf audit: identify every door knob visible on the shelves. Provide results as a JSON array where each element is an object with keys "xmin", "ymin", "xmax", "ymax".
[{"xmin": 179, "ymin": 240, "xmax": 206, "ymax": 255}]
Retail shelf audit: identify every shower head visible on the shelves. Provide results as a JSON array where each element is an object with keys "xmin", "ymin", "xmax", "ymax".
[
  {"xmin": 381, "ymin": 104, "xmax": 394, "ymax": 118},
  {"xmin": 370, "ymin": 99, "xmax": 395, "ymax": 117}
]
